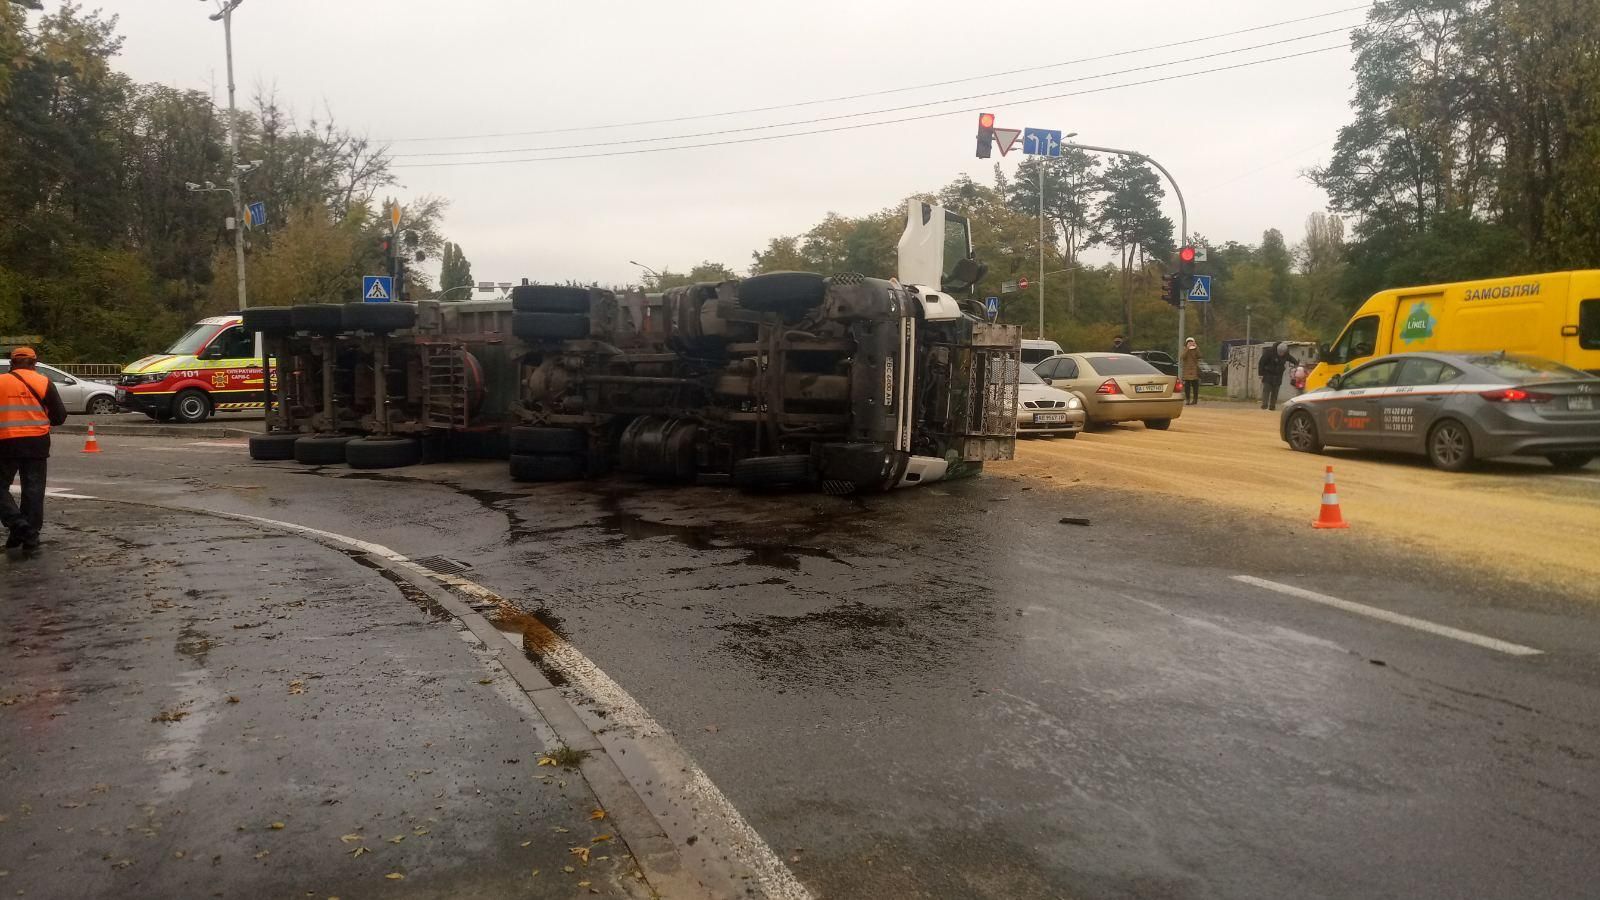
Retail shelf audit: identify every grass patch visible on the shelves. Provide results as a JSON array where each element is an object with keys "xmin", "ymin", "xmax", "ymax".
[{"xmin": 540, "ymin": 745, "xmax": 590, "ymax": 768}]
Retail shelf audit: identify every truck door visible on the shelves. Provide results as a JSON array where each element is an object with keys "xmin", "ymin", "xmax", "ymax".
[{"xmin": 1325, "ymin": 313, "xmax": 1385, "ymax": 377}]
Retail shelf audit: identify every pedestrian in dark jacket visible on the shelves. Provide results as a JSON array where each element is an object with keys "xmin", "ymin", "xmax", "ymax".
[
  {"xmin": 1180, "ymin": 337, "xmax": 1202, "ymax": 405},
  {"xmin": 1257, "ymin": 342, "xmax": 1298, "ymax": 411},
  {"xmin": 2, "ymin": 347, "xmax": 70, "ymax": 553},
  {"xmin": 1111, "ymin": 335, "xmax": 1131, "ymax": 354}
]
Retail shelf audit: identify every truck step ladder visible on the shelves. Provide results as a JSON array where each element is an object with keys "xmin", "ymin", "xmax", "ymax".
[{"xmin": 420, "ymin": 342, "xmax": 469, "ymax": 429}]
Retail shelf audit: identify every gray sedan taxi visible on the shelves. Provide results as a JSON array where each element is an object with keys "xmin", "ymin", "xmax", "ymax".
[{"xmin": 1280, "ymin": 352, "xmax": 1600, "ymax": 471}]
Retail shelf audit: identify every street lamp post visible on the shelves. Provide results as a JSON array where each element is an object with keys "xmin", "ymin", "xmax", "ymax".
[
  {"xmin": 435, "ymin": 284, "xmax": 475, "ymax": 301},
  {"xmin": 1062, "ymin": 142, "xmax": 1189, "ymax": 355},
  {"xmin": 207, "ymin": 0, "xmax": 248, "ymax": 307},
  {"xmin": 628, "ymin": 260, "xmax": 662, "ymax": 286}
]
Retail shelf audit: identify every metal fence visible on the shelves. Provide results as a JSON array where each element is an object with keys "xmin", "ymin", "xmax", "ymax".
[{"xmin": 53, "ymin": 363, "xmax": 124, "ymax": 378}]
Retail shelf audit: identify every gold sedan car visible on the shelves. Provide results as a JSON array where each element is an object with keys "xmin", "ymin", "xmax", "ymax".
[{"xmin": 1034, "ymin": 353, "xmax": 1185, "ymax": 429}]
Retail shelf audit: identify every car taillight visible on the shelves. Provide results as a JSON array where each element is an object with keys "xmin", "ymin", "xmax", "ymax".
[
  {"xmin": 1174, "ymin": 378, "xmax": 1184, "ymax": 392},
  {"xmin": 1480, "ymin": 387, "xmax": 1552, "ymax": 403},
  {"xmin": 1095, "ymin": 379, "xmax": 1121, "ymax": 395}
]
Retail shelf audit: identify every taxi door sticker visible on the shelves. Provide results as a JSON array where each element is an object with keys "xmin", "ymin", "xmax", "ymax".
[{"xmin": 1383, "ymin": 406, "xmax": 1415, "ymax": 433}]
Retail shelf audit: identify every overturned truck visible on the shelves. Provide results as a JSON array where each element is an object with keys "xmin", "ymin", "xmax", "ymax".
[{"xmin": 244, "ymin": 202, "xmax": 1020, "ymax": 492}]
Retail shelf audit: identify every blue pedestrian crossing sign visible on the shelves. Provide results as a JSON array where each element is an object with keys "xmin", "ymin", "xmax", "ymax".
[
  {"xmin": 246, "ymin": 201, "xmax": 266, "ymax": 227},
  {"xmin": 985, "ymin": 296, "xmax": 999, "ymax": 319},
  {"xmin": 1186, "ymin": 274, "xmax": 1212, "ymax": 303},
  {"xmin": 1023, "ymin": 128, "xmax": 1062, "ymax": 157},
  {"xmin": 362, "ymin": 275, "xmax": 394, "ymax": 303}
]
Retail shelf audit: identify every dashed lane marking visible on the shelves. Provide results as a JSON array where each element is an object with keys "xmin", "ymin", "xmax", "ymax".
[{"xmin": 1232, "ymin": 575, "xmax": 1543, "ymax": 657}]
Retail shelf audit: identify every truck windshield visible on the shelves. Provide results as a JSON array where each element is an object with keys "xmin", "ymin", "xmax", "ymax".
[
  {"xmin": 164, "ymin": 323, "xmax": 216, "ymax": 356},
  {"xmin": 941, "ymin": 211, "xmax": 972, "ymax": 287}
]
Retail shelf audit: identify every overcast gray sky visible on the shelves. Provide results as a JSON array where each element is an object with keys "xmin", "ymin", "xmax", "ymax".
[{"xmin": 109, "ymin": 0, "xmax": 1364, "ymax": 287}]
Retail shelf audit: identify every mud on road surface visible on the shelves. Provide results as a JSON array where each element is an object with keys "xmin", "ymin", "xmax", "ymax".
[{"xmin": 999, "ymin": 404, "xmax": 1600, "ymax": 594}]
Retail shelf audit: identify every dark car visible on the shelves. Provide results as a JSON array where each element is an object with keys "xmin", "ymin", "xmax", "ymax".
[
  {"xmin": 1129, "ymin": 350, "xmax": 1179, "ymax": 377},
  {"xmin": 1280, "ymin": 352, "xmax": 1600, "ymax": 471}
]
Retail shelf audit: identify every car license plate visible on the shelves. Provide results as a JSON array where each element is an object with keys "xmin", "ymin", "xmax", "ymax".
[
  {"xmin": 115, "ymin": 388, "xmax": 127, "ymax": 402},
  {"xmin": 1570, "ymin": 396, "xmax": 1594, "ymax": 411},
  {"xmin": 1135, "ymin": 384, "xmax": 1164, "ymax": 394},
  {"xmin": 1033, "ymin": 413, "xmax": 1068, "ymax": 424}
]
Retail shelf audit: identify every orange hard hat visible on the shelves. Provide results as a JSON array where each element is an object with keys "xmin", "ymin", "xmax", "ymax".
[{"xmin": 8, "ymin": 346, "xmax": 36, "ymax": 361}]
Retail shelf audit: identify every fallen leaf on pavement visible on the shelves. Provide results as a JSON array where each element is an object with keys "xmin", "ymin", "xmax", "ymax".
[
  {"xmin": 288, "ymin": 680, "xmax": 305, "ymax": 695},
  {"xmin": 384, "ymin": 872, "xmax": 404, "ymax": 880},
  {"xmin": 530, "ymin": 869, "xmax": 539, "ymax": 877},
  {"xmin": 569, "ymin": 846, "xmax": 591, "ymax": 865},
  {"xmin": 562, "ymin": 866, "xmax": 575, "ymax": 874},
  {"xmin": 269, "ymin": 822, "xmax": 285, "ymax": 830},
  {"xmin": 537, "ymin": 757, "xmax": 557, "ymax": 767},
  {"xmin": 350, "ymin": 847, "xmax": 368, "ymax": 858},
  {"xmin": 226, "ymin": 696, "xmax": 240, "ymax": 704},
  {"xmin": 387, "ymin": 836, "xmax": 405, "ymax": 844},
  {"xmin": 339, "ymin": 833, "xmax": 362, "ymax": 844},
  {"xmin": 254, "ymin": 850, "xmax": 269, "ymax": 860},
  {"xmin": 520, "ymin": 840, "xmax": 532, "ymax": 848},
  {"xmin": 589, "ymin": 809, "xmax": 606, "ymax": 821},
  {"xmin": 591, "ymin": 834, "xmax": 613, "ymax": 843},
  {"xmin": 152, "ymin": 709, "xmax": 189, "ymax": 723},
  {"xmin": 412, "ymin": 828, "xmax": 429, "ymax": 836},
  {"xmin": 578, "ymin": 882, "xmax": 591, "ymax": 888},
  {"xmin": 477, "ymin": 678, "xmax": 493, "ymax": 685},
  {"xmin": 552, "ymin": 827, "xmax": 569, "ymax": 834}
]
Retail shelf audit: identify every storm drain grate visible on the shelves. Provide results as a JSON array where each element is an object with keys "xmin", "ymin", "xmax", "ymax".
[{"xmin": 412, "ymin": 555, "xmax": 475, "ymax": 576}]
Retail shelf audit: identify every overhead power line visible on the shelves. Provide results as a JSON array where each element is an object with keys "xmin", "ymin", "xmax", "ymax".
[
  {"xmin": 392, "ymin": 44, "xmax": 1350, "ymax": 169},
  {"xmin": 378, "ymin": 4, "xmax": 1372, "ymax": 144},
  {"xmin": 392, "ymin": 26, "xmax": 1351, "ymax": 160}
]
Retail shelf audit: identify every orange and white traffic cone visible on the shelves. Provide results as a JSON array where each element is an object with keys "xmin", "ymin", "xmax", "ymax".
[
  {"xmin": 81, "ymin": 423, "xmax": 102, "ymax": 454},
  {"xmin": 1312, "ymin": 464, "xmax": 1348, "ymax": 529}
]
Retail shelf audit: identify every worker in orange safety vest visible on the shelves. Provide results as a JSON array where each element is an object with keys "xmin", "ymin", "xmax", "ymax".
[{"xmin": 2, "ymin": 347, "xmax": 69, "ymax": 554}]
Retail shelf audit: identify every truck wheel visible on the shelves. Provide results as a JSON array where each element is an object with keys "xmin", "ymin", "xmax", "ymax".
[
  {"xmin": 249, "ymin": 432, "xmax": 301, "ymax": 461},
  {"xmin": 345, "ymin": 436, "xmax": 422, "ymax": 469},
  {"xmin": 736, "ymin": 271, "xmax": 827, "ymax": 314},
  {"xmin": 509, "ymin": 426, "xmax": 587, "ymax": 454},
  {"xmin": 290, "ymin": 303, "xmax": 345, "ymax": 334},
  {"xmin": 1427, "ymin": 419, "xmax": 1475, "ymax": 472},
  {"xmin": 511, "ymin": 285, "xmax": 591, "ymax": 314},
  {"xmin": 293, "ymin": 433, "xmax": 355, "ymax": 465},
  {"xmin": 509, "ymin": 452, "xmax": 585, "ymax": 482},
  {"xmin": 732, "ymin": 454, "xmax": 815, "ymax": 489},
  {"xmin": 87, "ymin": 396, "xmax": 118, "ymax": 417},
  {"xmin": 242, "ymin": 306, "xmax": 294, "ymax": 335},
  {"xmin": 341, "ymin": 302, "xmax": 417, "ymax": 333},
  {"xmin": 172, "ymin": 389, "xmax": 212, "ymax": 424},
  {"xmin": 512, "ymin": 312, "xmax": 590, "ymax": 342}
]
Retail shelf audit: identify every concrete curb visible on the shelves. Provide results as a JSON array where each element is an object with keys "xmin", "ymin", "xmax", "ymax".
[
  {"xmin": 55, "ymin": 423, "xmax": 260, "ymax": 439},
  {"xmin": 48, "ymin": 494, "xmax": 703, "ymax": 900}
]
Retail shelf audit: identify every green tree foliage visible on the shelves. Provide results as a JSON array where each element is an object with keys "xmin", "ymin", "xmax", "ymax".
[
  {"xmin": 437, "ymin": 241, "xmax": 473, "ymax": 300},
  {"xmin": 1090, "ymin": 157, "xmax": 1175, "ymax": 336},
  {"xmin": 1312, "ymin": 0, "xmax": 1600, "ymax": 293}
]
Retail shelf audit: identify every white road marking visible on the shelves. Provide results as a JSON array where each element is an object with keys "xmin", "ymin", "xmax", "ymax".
[
  {"xmin": 48, "ymin": 494, "xmax": 812, "ymax": 900},
  {"xmin": 1232, "ymin": 575, "xmax": 1543, "ymax": 657},
  {"xmin": 188, "ymin": 440, "xmax": 249, "ymax": 448}
]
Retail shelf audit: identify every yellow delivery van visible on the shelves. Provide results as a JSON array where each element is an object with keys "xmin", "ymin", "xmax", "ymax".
[{"xmin": 1308, "ymin": 270, "xmax": 1600, "ymax": 391}]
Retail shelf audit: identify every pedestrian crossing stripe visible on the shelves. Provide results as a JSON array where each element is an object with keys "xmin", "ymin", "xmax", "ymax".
[{"xmin": 365, "ymin": 280, "xmax": 390, "ymax": 300}]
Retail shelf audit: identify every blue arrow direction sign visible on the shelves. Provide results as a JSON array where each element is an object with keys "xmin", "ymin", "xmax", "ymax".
[
  {"xmin": 362, "ymin": 275, "xmax": 394, "ymax": 303},
  {"xmin": 1186, "ymin": 274, "xmax": 1212, "ymax": 302},
  {"xmin": 1023, "ymin": 128, "xmax": 1062, "ymax": 157},
  {"xmin": 246, "ymin": 201, "xmax": 266, "ymax": 227},
  {"xmin": 985, "ymin": 296, "xmax": 1000, "ymax": 319}
]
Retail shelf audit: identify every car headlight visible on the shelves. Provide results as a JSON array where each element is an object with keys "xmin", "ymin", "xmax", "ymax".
[
  {"xmin": 1067, "ymin": 397, "xmax": 1082, "ymax": 409},
  {"xmin": 135, "ymin": 372, "xmax": 167, "ymax": 384}
]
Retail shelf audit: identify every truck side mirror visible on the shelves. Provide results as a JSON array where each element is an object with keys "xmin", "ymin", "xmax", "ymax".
[{"xmin": 947, "ymin": 258, "xmax": 983, "ymax": 291}]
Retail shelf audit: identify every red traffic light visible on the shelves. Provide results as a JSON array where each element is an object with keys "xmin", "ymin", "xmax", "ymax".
[
  {"xmin": 1179, "ymin": 246, "xmax": 1196, "ymax": 263},
  {"xmin": 978, "ymin": 113, "xmax": 995, "ymax": 129}
]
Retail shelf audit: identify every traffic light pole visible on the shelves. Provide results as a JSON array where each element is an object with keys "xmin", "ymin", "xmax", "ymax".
[
  {"xmin": 1038, "ymin": 162, "xmax": 1046, "ymax": 340},
  {"xmin": 1063, "ymin": 143, "xmax": 1189, "ymax": 354}
]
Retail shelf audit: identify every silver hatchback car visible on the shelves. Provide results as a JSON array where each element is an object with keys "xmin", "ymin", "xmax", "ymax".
[
  {"xmin": 0, "ymin": 360, "xmax": 120, "ymax": 416},
  {"xmin": 1280, "ymin": 352, "xmax": 1600, "ymax": 471}
]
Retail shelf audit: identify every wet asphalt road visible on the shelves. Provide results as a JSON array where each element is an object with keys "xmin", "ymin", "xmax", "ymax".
[{"xmin": 25, "ymin": 435, "xmax": 1600, "ymax": 899}]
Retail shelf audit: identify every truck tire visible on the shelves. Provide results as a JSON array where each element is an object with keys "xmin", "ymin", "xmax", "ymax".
[
  {"xmin": 736, "ymin": 271, "xmax": 827, "ymax": 314},
  {"xmin": 512, "ymin": 312, "xmax": 590, "ymax": 342},
  {"xmin": 732, "ymin": 454, "xmax": 815, "ymax": 489},
  {"xmin": 294, "ymin": 433, "xmax": 355, "ymax": 465},
  {"xmin": 341, "ymin": 302, "xmax": 417, "ymax": 333},
  {"xmin": 290, "ymin": 303, "xmax": 345, "ymax": 334},
  {"xmin": 345, "ymin": 436, "xmax": 422, "ymax": 469},
  {"xmin": 249, "ymin": 432, "xmax": 301, "ymax": 461},
  {"xmin": 172, "ymin": 389, "xmax": 212, "ymax": 424},
  {"xmin": 511, "ymin": 285, "xmax": 591, "ymax": 314},
  {"xmin": 509, "ymin": 426, "xmax": 587, "ymax": 454},
  {"xmin": 242, "ymin": 306, "xmax": 294, "ymax": 334},
  {"xmin": 509, "ymin": 452, "xmax": 585, "ymax": 482}
]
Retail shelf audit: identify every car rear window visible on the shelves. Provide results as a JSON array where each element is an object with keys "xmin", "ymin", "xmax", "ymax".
[
  {"xmin": 1467, "ymin": 353, "xmax": 1591, "ymax": 383},
  {"xmin": 1086, "ymin": 355, "xmax": 1162, "ymax": 376}
]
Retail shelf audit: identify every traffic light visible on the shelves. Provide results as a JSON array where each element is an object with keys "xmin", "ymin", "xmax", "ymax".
[
  {"xmin": 976, "ymin": 112, "xmax": 995, "ymax": 159},
  {"xmin": 1178, "ymin": 245, "xmax": 1198, "ymax": 276},
  {"xmin": 1161, "ymin": 274, "xmax": 1183, "ymax": 308}
]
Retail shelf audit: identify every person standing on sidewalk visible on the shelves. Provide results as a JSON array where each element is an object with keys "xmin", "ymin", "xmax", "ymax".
[
  {"xmin": 1111, "ymin": 335, "xmax": 1131, "ymax": 354},
  {"xmin": 2, "ymin": 347, "xmax": 69, "ymax": 553},
  {"xmin": 1257, "ymin": 342, "xmax": 1297, "ymax": 411},
  {"xmin": 1180, "ymin": 337, "xmax": 1202, "ymax": 405}
]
